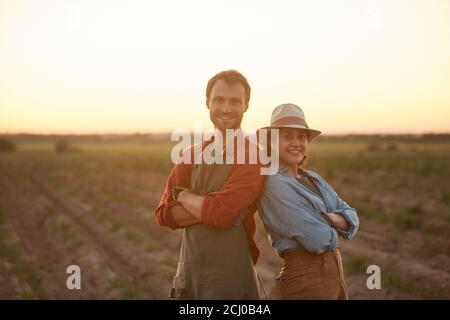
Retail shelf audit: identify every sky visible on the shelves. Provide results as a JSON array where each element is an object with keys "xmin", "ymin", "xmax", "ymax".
[{"xmin": 0, "ymin": 0, "xmax": 449, "ymax": 135}]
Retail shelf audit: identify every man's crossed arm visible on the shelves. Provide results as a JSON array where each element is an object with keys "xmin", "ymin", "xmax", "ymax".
[
  {"xmin": 169, "ymin": 203, "xmax": 202, "ymax": 227},
  {"xmin": 169, "ymin": 187, "xmax": 204, "ymax": 227}
]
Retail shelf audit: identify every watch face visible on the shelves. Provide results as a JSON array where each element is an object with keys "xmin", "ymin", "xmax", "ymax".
[
  {"xmin": 172, "ymin": 188, "xmax": 178, "ymax": 201},
  {"xmin": 173, "ymin": 187, "xmax": 185, "ymax": 201}
]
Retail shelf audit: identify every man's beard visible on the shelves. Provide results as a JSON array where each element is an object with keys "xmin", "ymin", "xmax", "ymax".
[{"xmin": 210, "ymin": 111, "xmax": 243, "ymax": 130}]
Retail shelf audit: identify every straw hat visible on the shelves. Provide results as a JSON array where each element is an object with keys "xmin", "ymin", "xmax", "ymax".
[{"xmin": 260, "ymin": 103, "xmax": 321, "ymax": 140}]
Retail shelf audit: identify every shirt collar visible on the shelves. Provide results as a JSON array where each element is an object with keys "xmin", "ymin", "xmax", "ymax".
[{"xmin": 278, "ymin": 165, "xmax": 310, "ymax": 178}]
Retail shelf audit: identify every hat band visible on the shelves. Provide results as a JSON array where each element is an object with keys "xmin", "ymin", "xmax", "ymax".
[{"xmin": 271, "ymin": 116, "xmax": 308, "ymax": 128}]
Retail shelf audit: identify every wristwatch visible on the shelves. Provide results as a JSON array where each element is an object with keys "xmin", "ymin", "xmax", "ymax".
[{"xmin": 172, "ymin": 186, "xmax": 188, "ymax": 202}]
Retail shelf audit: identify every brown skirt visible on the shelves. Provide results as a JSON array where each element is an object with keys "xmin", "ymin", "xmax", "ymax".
[{"xmin": 275, "ymin": 248, "xmax": 349, "ymax": 300}]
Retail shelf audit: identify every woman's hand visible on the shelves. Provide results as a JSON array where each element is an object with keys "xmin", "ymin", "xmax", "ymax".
[{"xmin": 325, "ymin": 213, "xmax": 350, "ymax": 231}]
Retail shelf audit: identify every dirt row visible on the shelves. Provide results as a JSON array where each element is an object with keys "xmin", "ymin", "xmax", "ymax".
[
  {"xmin": 1, "ymin": 155, "xmax": 449, "ymax": 299},
  {"xmin": 0, "ymin": 166, "xmax": 170, "ymax": 299}
]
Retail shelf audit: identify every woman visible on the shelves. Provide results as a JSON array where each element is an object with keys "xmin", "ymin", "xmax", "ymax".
[{"xmin": 257, "ymin": 103, "xmax": 359, "ymax": 300}]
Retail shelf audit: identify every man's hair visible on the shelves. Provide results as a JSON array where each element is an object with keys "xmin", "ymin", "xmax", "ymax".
[{"xmin": 205, "ymin": 69, "xmax": 251, "ymax": 106}]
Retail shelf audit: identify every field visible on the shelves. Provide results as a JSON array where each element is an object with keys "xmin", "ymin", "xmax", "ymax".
[{"xmin": 0, "ymin": 134, "xmax": 449, "ymax": 299}]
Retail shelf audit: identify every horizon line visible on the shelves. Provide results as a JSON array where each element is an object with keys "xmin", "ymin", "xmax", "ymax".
[{"xmin": 1, "ymin": 131, "xmax": 450, "ymax": 137}]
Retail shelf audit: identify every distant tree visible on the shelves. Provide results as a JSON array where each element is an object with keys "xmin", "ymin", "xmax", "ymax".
[
  {"xmin": 386, "ymin": 143, "xmax": 398, "ymax": 152},
  {"xmin": 366, "ymin": 142, "xmax": 381, "ymax": 152},
  {"xmin": 55, "ymin": 140, "xmax": 81, "ymax": 153},
  {"xmin": 0, "ymin": 138, "xmax": 15, "ymax": 152},
  {"xmin": 55, "ymin": 140, "xmax": 70, "ymax": 152}
]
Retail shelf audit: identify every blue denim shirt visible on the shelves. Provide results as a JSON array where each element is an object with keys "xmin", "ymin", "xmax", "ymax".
[{"xmin": 257, "ymin": 166, "xmax": 359, "ymax": 256}]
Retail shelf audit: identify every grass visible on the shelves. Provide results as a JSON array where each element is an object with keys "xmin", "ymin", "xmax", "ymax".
[
  {"xmin": 46, "ymin": 175, "xmax": 63, "ymax": 188},
  {"xmin": 393, "ymin": 203, "xmax": 423, "ymax": 230},
  {"xmin": 344, "ymin": 254, "xmax": 443, "ymax": 299},
  {"xmin": 419, "ymin": 236, "xmax": 448, "ymax": 257},
  {"xmin": 99, "ymin": 183, "xmax": 135, "ymax": 206},
  {"xmin": 1, "ymin": 137, "xmax": 449, "ymax": 299},
  {"xmin": 16, "ymin": 141, "xmax": 173, "ymax": 155},
  {"xmin": 0, "ymin": 209, "xmax": 47, "ymax": 299},
  {"xmin": 45, "ymin": 205, "xmax": 56, "ymax": 217},
  {"xmin": 43, "ymin": 168, "xmax": 162, "ymax": 253},
  {"xmin": 109, "ymin": 277, "xmax": 138, "ymax": 300},
  {"xmin": 344, "ymin": 255, "xmax": 370, "ymax": 274},
  {"xmin": 123, "ymin": 228, "xmax": 143, "ymax": 244},
  {"xmin": 160, "ymin": 258, "xmax": 177, "ymax": 275},
  {"xmin": 383, "ymin": 272, "xmax": 441, "ymax": 300},
  {"xmin": 356, "ymin": 204, "xmax": 389, "ymax": 223},
  {"xmin": 441, "ymin": 190, "xmax": 450, "ymax": 204},
  {"xmin": 391, "ymin": 203, "xmax": 448, "ymax": 237},
  {"xmin": 91, "ymin": 207, "xmax": 159, "ymax": 251},
  {"xmin": 92, "ymin": 208, "xmax": 122, "ymax": 231},
  {"xmin": 56, "ymin": 222, "xmax": 75, "ymax": 240}
]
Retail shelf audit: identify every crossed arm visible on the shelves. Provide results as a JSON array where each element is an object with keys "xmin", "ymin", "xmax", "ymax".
[
  {"xmin": 170, "ymin": 191, "xmax": 204, "ymax": 227},
  {"xmin": 155, "ymin": 153, "xmax": 266, "ymax": 230},
  {"xmin": 173, "ymin": 192, "xmax": 350, "ymax": 230},
  {"xmin": 170, "ymin": 204, "xmax": 201, "ymax": 227},
  {"xmin": 156, "ymin": 147, "xmax": 348, "ymax": 232},
  {"xmin": 159, "ymin": 181, "xmax": 349, "ymax": 231},
  {"xmin": 325, "ymin": 213, "xmax": 350, "ymax": 231}
]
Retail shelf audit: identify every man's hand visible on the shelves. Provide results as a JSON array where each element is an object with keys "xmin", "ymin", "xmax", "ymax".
[
  {"xmin": 171, "ymin": 205, "xmax": 202, "ymax": 227},
  {"xmin": 325, "ymin": 213, "xmax": 350, "ymax": 231},
  {"xmin": 177, "ymin": 190, "xmax": 205, "ymax": 220}
]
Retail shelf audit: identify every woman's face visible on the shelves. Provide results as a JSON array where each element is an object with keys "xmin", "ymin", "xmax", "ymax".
[{"xmin": 278, "ymin": 128, "xmax": 309, "ymax": 169}]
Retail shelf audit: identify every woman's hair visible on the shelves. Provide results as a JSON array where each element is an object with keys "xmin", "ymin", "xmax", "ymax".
[{"xmin": 298, "ymin": 155, "xmax": 308, "ymax": 168}]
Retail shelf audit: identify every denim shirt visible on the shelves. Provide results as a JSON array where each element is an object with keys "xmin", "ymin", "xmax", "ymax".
[{"xmin": 257, "ymin": 166, "xmax": 359, "ymax": 256}]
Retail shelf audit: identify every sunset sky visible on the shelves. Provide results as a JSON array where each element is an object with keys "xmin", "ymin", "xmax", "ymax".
[{"xmin": 1, "ymin": 0, "xmax": 449, "ymax": 134}]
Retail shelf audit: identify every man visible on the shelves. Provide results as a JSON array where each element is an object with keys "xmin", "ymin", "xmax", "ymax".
[{"xmin": 155, "ymin": 69, "xmax": 266, "ymax": 299}]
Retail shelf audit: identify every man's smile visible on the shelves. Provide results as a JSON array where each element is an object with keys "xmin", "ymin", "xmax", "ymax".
[{"xmin": 217, "ymin": 114, "xmax": 237, "ymax": 120}]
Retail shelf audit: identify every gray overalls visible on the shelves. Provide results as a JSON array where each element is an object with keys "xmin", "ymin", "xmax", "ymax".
[{"xmin": 171, "ymin": 161, "xmax": 261, "ymax": 299}]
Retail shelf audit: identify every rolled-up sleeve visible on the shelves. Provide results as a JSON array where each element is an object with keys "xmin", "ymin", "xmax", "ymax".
[
  {"xmin": 312, "ymin": 173, "xmax": 359, "ymax": 240},
  {"xmin": 201, "ymin": 162, "xmax": 266, "ymax": 228},
  {"xmin": 333, "ymin": 197, "xmax": 359, "ymax": 240},
  {"xmin": 258, "ymin": 176, "xmax": 338, "ymax": 254},
  {"xmin": 154, "ymin": 154, "xmax": 192, "ymax": 230}
]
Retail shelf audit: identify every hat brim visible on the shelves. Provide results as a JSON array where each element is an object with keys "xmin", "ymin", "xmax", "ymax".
[{"xmin": 257, "ymin": 125, "xmax": 321, "ymax": 141}]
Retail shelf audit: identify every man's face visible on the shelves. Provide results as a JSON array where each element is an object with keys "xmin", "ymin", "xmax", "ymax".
[{"xmin": 206, "ymin": 80, "xmax": 248, "ymax": 131}]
